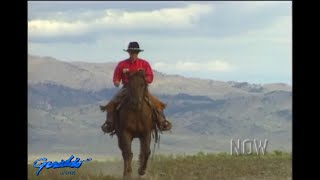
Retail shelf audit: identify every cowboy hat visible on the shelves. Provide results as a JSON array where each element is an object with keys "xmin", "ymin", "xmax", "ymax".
[{"xmin": 123, "ymin": 41, "xmax": 144, "ymax": 52}]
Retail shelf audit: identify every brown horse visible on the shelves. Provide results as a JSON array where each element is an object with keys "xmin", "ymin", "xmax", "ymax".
[{"xmin": 113, "ymin": 70, "xmax": 158, "ymax": 180}]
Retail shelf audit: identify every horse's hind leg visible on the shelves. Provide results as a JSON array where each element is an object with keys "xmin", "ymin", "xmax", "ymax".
[
  {"xmin": 118, "ymin": 132, "xmax": 133, "ymax": 180},
  {"xmin": 138, "ymin": 133, "xmax": 151, "ymax": 176}
]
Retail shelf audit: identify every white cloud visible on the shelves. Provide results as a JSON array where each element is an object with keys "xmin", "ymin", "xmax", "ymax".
[
  {"xmin": 153, "ymin": 60, "xmax": 233, "ymax": 73},
  {"xmin": 246, "ymin": 15, "xmax": 292, "ymax": 44},
  {"xmin": 28, "ymin": 20, "xmax": 89, "ymax": 37},
  {"xmin": 28, "ymin": 4, "xmax": 213, "ymax": 38},
  {"xmin": 193, "ymin": 15, "xmax": 292, "ymax": 46},
  {"xmin": 232, "ymin": 1, "xmax": 289, "ymax": 13}
]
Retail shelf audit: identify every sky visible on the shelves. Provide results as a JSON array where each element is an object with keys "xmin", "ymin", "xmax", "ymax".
[{"xmin": 28, "ymin": 1, "xmax": 292, "ymax": 84}]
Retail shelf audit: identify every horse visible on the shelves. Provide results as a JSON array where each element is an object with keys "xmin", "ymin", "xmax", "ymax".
[{"xmin": 113, "ymin": 70, "xmax": 158, "ymax": 180}]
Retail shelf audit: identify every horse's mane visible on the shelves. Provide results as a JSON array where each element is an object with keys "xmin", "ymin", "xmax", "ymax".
[{"xmin": 127, "ymin": 70, "xmax": 149, "ymax": 89}]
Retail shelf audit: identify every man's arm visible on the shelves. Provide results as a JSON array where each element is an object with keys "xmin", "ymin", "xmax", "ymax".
[
  {"xmin": 144, "ymin": 61, "xmax": 154, "ymax": 84},
  {"xmin": 113, "ymin": 63, "xmax": 122, "ymax": 87}
]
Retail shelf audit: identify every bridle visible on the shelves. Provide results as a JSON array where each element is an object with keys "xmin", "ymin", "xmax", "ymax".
[{"xmin": 126, "ymin": 71, "xmax": 148, "ymax": 110}]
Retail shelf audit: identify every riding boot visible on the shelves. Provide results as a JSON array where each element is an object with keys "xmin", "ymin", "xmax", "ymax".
[
  {"xmin": 145, "ymin": 92, "xmax": 172, "ymax": 131},
  {"xmin": 155, "ymin": 109, "xmax": 172, "ymax": 131},
  {"xmin": 100, "ymin": 101, "xmax": 116, "ymax": 134},
  {"xmin": 101, "ymin": 111, "xmax": 116, "ymax": 133}
]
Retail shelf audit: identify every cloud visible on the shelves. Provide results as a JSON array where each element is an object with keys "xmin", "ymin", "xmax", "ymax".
[
  {"xmin": 153, "ymin": 60, "xmax": 233, "ymax": 73},
  {"xmin": 28, "ymin": 20, "xmax": 89, "ymax": 37},
  {"xmin": 192, "ymin": 15, "xmax": 292, "ymax": 46},
  {"xmin": 28, "ymin": 4, "xmax": 213, "ymax": 39},
  {"xmin": 27, "ymin": 2, "xmax": 291, "ymax": 84},
  {"xmin": 245, "ymin": 15, "xmax": 292, "ymax": 44},
  {"xmin": 229, "ymin": 1, "xmax": 289, "ymax": 13}
]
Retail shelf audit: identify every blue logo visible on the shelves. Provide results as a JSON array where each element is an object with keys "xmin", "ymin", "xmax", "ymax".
[{"xmin": 33, "ymin": 155, "xmax": 92, "ymax": 176}]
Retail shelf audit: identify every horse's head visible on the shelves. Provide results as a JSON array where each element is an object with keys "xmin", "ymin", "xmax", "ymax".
[{"xmin": 127, "ymin": 70, "xmax": 148, "ymax": 110}]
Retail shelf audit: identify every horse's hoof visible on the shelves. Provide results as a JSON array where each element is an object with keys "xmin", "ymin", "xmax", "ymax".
[{"xmin": 138, "ymin": 168, "xmax": 146, "ymax": 176}]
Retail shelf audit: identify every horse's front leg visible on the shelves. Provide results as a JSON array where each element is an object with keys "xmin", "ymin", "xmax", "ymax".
[
  {"xmin": 118, "ymin": 132, "xmax": 133, "ymax": 180},
  {"xmin": 138, "ymin": 133, "xmax": 151, "ymax": 176}
]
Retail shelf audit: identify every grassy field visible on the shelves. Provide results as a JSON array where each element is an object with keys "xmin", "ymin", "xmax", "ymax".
[{"xmin": 28, "ymin": 151, "xmax": 291, "ymax": 180}]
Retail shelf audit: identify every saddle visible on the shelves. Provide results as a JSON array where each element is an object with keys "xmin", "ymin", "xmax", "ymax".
[
  {"xmin": 116, "ymin": 93, "xmax": 166, "ymax": 112},
  {"xmin": 100, "ymin": 93, "xmax": 165, "ymax": 113}
]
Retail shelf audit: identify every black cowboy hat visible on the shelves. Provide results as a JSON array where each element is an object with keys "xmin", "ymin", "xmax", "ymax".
[{"xmin": 123, "ymin": 41, "xmax": 144, "ymax": 52}]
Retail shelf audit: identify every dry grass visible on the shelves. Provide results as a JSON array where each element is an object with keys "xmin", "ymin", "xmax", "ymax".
[{"xmin": 28, "ymin": 151, "xmax": 291, "ymax": 180}]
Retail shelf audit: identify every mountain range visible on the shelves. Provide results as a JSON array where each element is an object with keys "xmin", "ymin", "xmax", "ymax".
[{"xmin": 28, "ymin": 54, "xmax": 292, "ymax": 157}]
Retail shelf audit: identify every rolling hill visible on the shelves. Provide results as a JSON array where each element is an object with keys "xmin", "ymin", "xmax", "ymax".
[{"xmin": 28, "ymin": 54, "xmax": 292, "ymax": 156}]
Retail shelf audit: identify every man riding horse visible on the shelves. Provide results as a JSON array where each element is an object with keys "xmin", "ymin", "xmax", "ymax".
[{"xmin": 100, "ymin": 42, "xmax": 172, "ymax": 135}]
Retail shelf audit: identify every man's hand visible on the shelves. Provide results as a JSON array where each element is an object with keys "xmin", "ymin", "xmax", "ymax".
[
  {"xmin": 114, "ymin": 81, "xmax": 120, "ymax": 87},
  {"xmin": 122, "ymin": 68, "xmax": 129, "ymax": 74}
]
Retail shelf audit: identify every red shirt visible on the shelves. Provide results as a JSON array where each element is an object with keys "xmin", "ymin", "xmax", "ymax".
[{"xmin": 113, "ymin": 58, "xmax": 154, "ymax": 85}]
